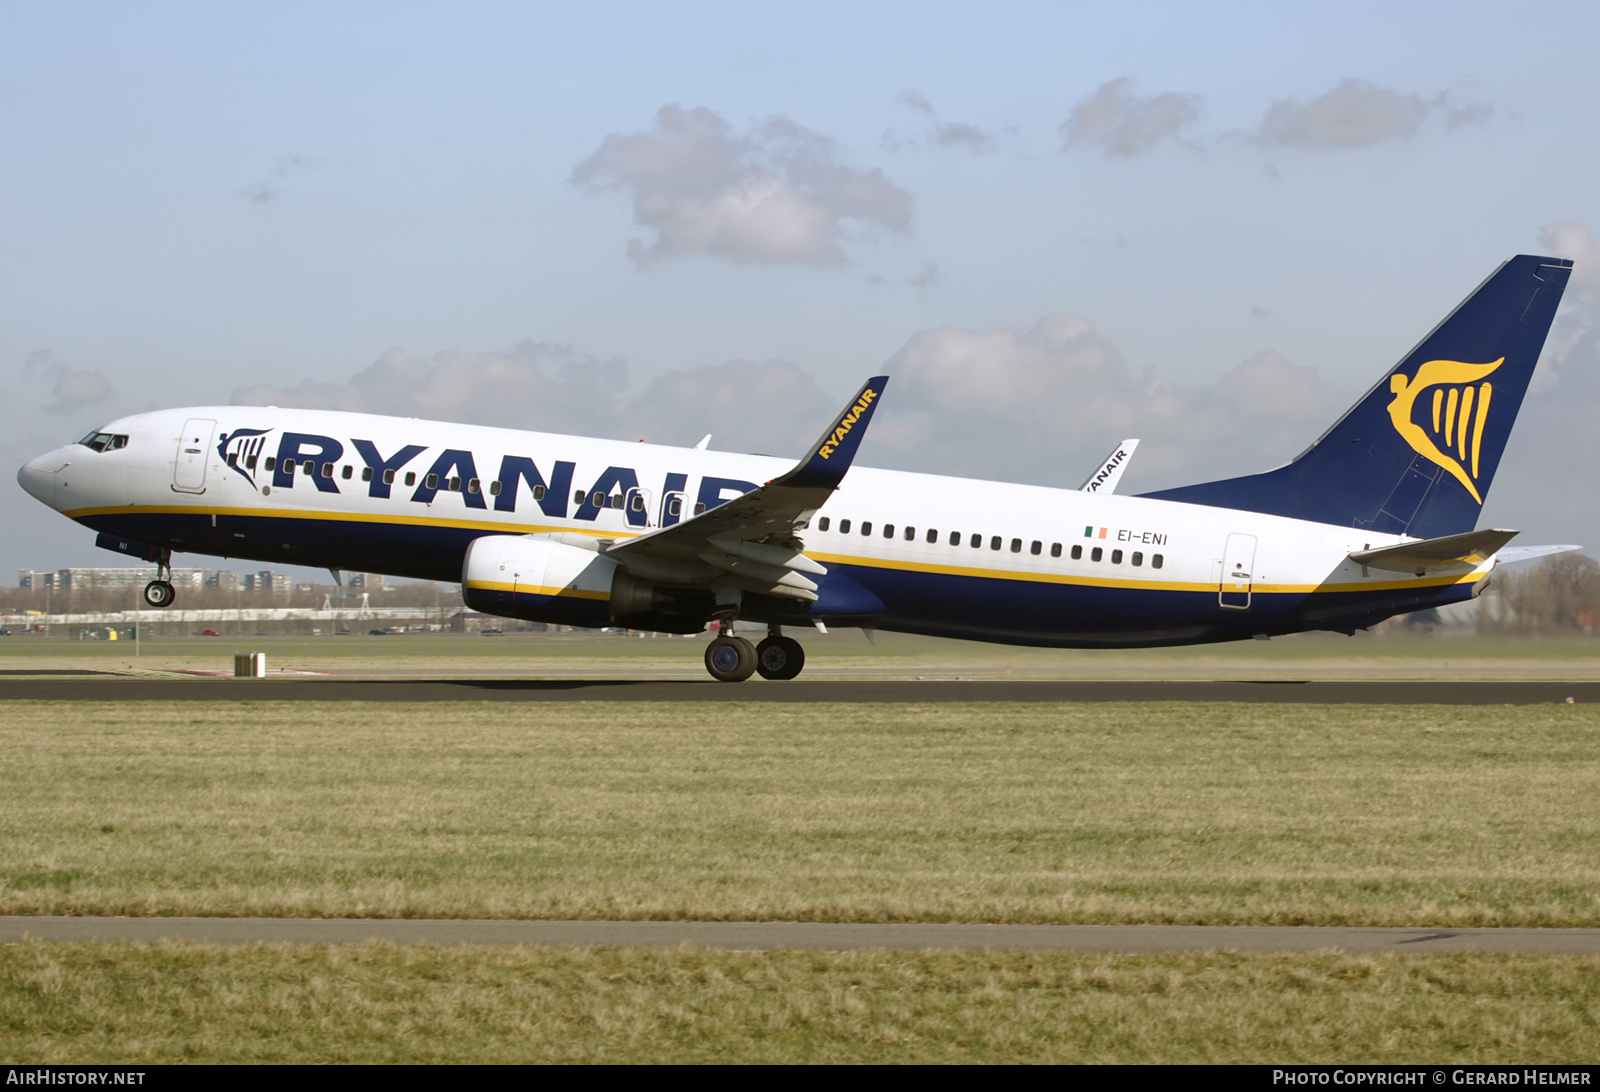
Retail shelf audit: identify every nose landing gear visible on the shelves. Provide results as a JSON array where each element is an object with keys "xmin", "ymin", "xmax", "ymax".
[{"xmin": 142, "ymin": 549, "xmax": 177, "ymax": 608}]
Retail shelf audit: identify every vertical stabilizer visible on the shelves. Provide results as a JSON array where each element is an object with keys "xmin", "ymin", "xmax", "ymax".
[{"xmin": 1140, "ymin": 255, "xmax": 1572, "ymax": 537}]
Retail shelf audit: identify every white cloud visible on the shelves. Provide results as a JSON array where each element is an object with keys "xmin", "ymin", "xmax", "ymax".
[
  {"xmin": 1061, "ymin": 78, "xmax": 1201, "ymax": 158},
  {"xmin": 1256, "ymin": 79, "xmax": 1491, "ymax": 150},
  {"xmin": 875, "ymin": 315, "xmax": 1347, "ymax": 489},
  {"xmin": 231, "ymin": 345, "xmax": 839, "ymax": 457},
  {"xmin": 22, "ymin": 350, "xmax": 113, "ymax": 415},
  {"xmin": 571, "ymin": 105, "xmax": 912, "ymax": 267}
]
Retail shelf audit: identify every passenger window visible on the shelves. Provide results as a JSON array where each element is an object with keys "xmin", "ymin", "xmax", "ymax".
[
  {"xmin": 322, "ymin": 463, "xmax": 334, "ymax": 478},
  {"xmin": 694, "ymin": 502, "xmax": 707, "ymax": 515},
  {"xmin": 574, "ymin": 490, "xmax": 586, "ymax": 505},
  {"xmin": 1152, "ymin": 554, "xmax": 1164, "ymax": 569},
  {"xmin": 1010, "ymin": 538, "xmax": 1022, "ymax": 553},
  {"xmin": 382, "ymin": 469, "xmax": 394, "ymax": 485},
  {"xmin": 1132, "ymin": 551, "xmax": 1143, "ymax": 566},
  {"xmin": 264, "ymin": 456, "xmax": 276, "ymax": 472},
  {"xmin": 611, "ymin": 494, "xmax": 624, "ymax": 509},
  {"xmin": 592, "ymin": 491, "xmax": 605, "ymax": 507},
  {"xmin": 1031, "ymin": 541, "xmax": 1042, "ymax": 556},
  {"xmin": 342, "ymin": 465, "xmax": 353, "ymax": 480},
  {"xmin": 426, "ymin": 474, "xmax": 439, "ymax": 489},
  {"xmin": 1071, "ymin": 545, "xmax": 1083, "ymax": 560},
  {"xmin": 530, "ymin": 484, "xmax": 542, "ymax": 500},
  {"xmin": 304, "ymin": 461, "xmax": 315, "ymax": 477},
  {"xmin": 990, "ymin": 536, "xmax": 1001, "ymax": 551},
  {"xmin": 227, "ymin": 453, "xmax": 238, "ymax": 467},
  {"xmin": 362, "ymin": 467, "xmax": 374, "ymax": 482},
  {"xmin": 949, "ymin": 531, "xmax": 960, "ymax": 546},
  {"xmin": 405, "ymin": 472, "xmax": 416, "ymax": 487},
  {"xmin": 450, "ymin": 477, "xmax": 462, "ymax": 492},
  {"xmin": 468, "ymin": 479, "xmax": 481, "ymax": 494},
  {"xmin": 926, "ymin": 529, "xmax": 937, "ymax": 544},
  {"xmin": 490, "ymin": 481, "xmax": 503, "ymax": 496},
  {"xmin": 904, "ymin": 526, "xmax": 915, "ymax": 541},
  {"xmin": 247, "ymin": 455, "xmax": 258, "ymax": 470},
  {"xmin": 665, "ymin": 496, "xmax": 678, "ymax": 515},
  {"xmin": 282, "ymin": 458, "xmax": 295, "ymax": 473},
  {"xmin": 883, "ymin": 524, "xmax": 894, "ymax": 538},
  {"xmin": 1091, "ymin": 547, "xmax": 1103, "ymax": 562},
  {"xmin": 819, "ymin": 517, "xmax": 830, "ymax": 531},
  {"xmin": 1111, "ymin": 549, "xmax": 1123, "ymax": 564},
  {"xmin": 970, "ymin": 533, "xmax": 981, "ymax": 548},
  {"xmin": 840, "ymin": 519, "xmax": 851, "ymax": 534},
  {"xmin": 861, "ymin": 522, "xmax": 872, "ymax": 536},
  {"xmin": 1050, "ymin": 543, "xmax": 1061, "ymax": 558},
  {"xmin": 630, "ymin": 493, "xmax": 644, "ymax": 511}
]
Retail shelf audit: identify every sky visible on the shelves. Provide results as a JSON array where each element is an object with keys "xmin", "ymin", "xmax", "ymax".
[{"xmin": 6, "ymin": 0, "xmax": 1600, "ymax": 582}]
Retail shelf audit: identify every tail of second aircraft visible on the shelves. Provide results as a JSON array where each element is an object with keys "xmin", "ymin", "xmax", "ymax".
[{"xmin": 1140, "ymin": 254, "xmax": 1573, "ymax": 538}]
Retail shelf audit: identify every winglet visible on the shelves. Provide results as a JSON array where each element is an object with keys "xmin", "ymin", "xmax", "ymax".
[{"xmin": 778, "ymin": 376, "xmax": 889, "ymax": 490}]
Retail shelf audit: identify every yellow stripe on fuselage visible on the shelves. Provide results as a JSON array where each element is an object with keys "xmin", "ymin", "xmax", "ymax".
[{"xmin": 70, "ymin": 504, "xmax": 1483, "ymax": 598}]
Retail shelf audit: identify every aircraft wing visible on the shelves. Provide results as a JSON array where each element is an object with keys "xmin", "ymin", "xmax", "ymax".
[
  {"xmin": 1348, "ymin": 528, "xmax": 1520, "ymax": 575},
  {"xmin": 604, "ymin": 376, "xmax": 889, "ymax": 601}
]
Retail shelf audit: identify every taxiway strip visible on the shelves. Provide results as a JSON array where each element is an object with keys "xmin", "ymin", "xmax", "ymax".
[
  {"xmin": 3, "ymin": 917, "xmax": 1598, "ymax": 954},
  {"xmin": 2, "ymin": 678, "xmax": 1598, "ymax": 703}
]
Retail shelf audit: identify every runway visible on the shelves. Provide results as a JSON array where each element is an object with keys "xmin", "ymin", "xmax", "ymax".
[
  {"xmin": 2, "ymin": 677, "xmax": 1598, "ymax": 703},
  {"xmin": 3, "ymin": 916, "xmax": 1598, "ymax": 954}
]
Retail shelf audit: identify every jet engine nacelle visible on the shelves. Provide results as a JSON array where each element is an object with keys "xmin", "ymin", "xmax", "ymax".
[{"xmin": 461, "ymin": 534, "xmax": 622, "ymax": 629}]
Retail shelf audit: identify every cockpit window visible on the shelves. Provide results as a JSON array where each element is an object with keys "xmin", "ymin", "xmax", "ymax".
[{"xmin": 76, "ymin": 432, "xmax": 128, "ymax": 452}]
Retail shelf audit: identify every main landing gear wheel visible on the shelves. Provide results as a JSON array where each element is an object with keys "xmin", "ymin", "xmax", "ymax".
[
  {"xmin": 142, "ymin": 580, "xmax": 176, "ymax": 608},
  {"xmin": 704, "ymin": 635, "xmax": 757, "ymax": 682},
  {"xmin": 755, "ymin": 635, "xmax": 805, "ymax": 680}
]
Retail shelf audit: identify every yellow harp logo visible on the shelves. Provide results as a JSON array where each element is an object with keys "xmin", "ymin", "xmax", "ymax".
[{"xmin": 1385, "ymin": 357, "xmax": 1504, "ymax": 504}]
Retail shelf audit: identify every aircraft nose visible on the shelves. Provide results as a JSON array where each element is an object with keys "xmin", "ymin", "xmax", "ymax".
[{"xmin": 17, "ymin": 448, "xmax": 66, "ymax": 509}]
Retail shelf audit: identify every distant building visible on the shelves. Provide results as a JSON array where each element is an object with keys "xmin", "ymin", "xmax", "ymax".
[
  {"xmin": 204, "ymin": 570, "xmax": 239, "ymax": 591},
  {"xmin": 347, "ymin": 572, "xmax": 385, "ymax": 591},
  {"xmin": 52, "ymin": 567, "xmax": 204, "ymax": 591},
  {"xmin": 18, "ymin": 570, "xmax": 59, "ymax": 590},
  {"xmin": 243, "ymin": 571, "xmax": 291, "ymax": 595}
]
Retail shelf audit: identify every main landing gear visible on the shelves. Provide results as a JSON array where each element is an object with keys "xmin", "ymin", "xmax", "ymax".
[
  {"xmin": 142, "ymin": 549, "xmax": 176, "ymax": 608},
  {"xmin": 704, "ymin": 624, "xmax": 808, "ymax": 682}
]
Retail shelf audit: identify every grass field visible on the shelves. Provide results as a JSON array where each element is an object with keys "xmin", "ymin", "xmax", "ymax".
[
  {"xmin": 5, "ymin": 629, "xmax": 1600, "ymax": 680},
  {"xmin": 4, "ymin": 943, "xmax": 1596, "ymax": 1064},
  {"xmin": 3, "ymin": 700, "xmax": 1596, "ymax": 925},
  {"xmin": 4, "ymin": 680, "xmax": 1597, "ymax": 1063}
]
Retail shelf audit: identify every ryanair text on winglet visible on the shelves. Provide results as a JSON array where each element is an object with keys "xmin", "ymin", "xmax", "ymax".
[{"xmin": 815, "ymin": 388, "xmax": 878, "ymax": 461}]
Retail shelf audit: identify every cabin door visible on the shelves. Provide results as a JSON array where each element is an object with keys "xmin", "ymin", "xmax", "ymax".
[
  {"xmin": 1218, "ymin": 533, "xmax": 1258, "ymax": 610},
  {"xmin": 172, "ymin": 417, "xmax": 216, "ymax": 494}
]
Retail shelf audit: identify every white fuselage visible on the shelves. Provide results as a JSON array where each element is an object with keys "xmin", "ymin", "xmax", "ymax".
[{"xmin": 18, "ymin": 406, "xmax": 1487, "ymax": 646}]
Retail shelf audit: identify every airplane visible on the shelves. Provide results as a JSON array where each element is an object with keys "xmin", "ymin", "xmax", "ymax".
[{"xmin": 16, "ymin": 254, "xmax": 1578, "ymax": 682}]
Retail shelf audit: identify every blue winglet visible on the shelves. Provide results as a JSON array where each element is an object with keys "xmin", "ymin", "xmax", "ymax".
[{"xmin": 779, "ymin": 376, "xmax": 890, "ymax": 490}]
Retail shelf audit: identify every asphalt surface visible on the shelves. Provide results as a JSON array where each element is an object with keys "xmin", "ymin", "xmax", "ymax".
[
  {"xmin": 3, "ymin": 917, "xmax": 1598, "ymax": 953},
  {"xmin": 2, "ymin": 677, "xmax": 1598, "ymax": 703}
]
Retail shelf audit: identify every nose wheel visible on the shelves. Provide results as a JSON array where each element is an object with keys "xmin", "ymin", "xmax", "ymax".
[{"xmin": 142, "ymin": 549, "xmax": 177, "ymax": 608}]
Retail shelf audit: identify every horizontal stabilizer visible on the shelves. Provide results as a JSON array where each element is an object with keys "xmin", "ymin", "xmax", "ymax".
[
  {"xmin": 1348, "ymin": 528, "xmax": 1518, "ymax": 575},
  {"xmin": 1493, "ymin": 544, "xmax": 1584, "ymax": 566}
]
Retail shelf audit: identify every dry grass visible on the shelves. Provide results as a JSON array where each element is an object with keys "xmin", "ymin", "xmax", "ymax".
[
  {"xmin": 2, "ymin": 942, "xmax": 1597, "ymax": 1064},
  {"xmin": 1, "ymin": 701, "xmax": 1597, "ymax": 925}
]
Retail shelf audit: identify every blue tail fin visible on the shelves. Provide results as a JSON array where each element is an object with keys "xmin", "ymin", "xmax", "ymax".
[{"xmin": 1139, "ymin": 255, "xmax": 1573, "ymax": 536}]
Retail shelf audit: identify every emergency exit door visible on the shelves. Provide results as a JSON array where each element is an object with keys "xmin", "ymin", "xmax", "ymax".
[{"xmin": 1219, "ymin": 532, "xmax": 1258, "ymax": 610}]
